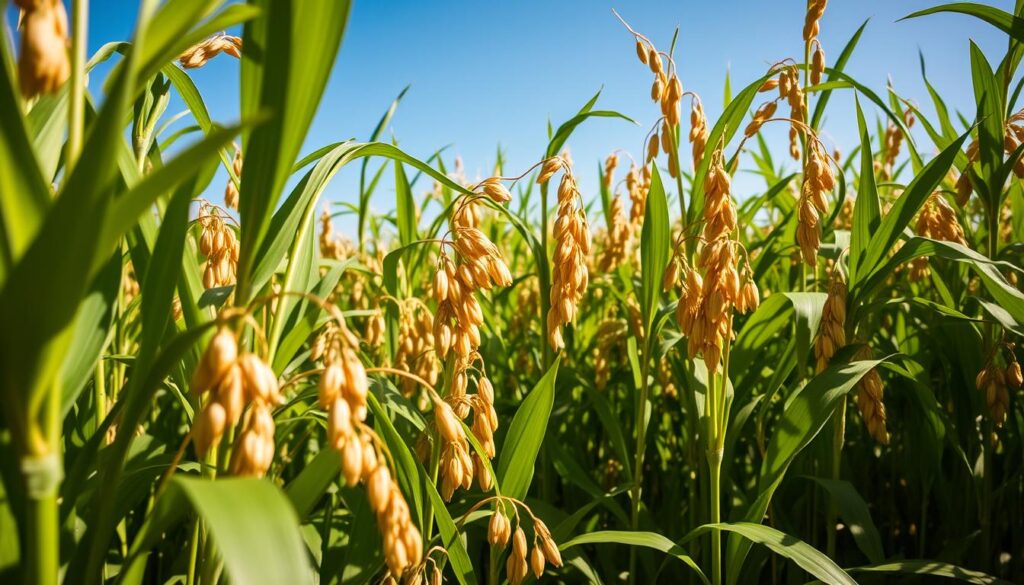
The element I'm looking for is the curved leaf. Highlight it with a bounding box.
[560,530,708,584]
[497,357,561,500]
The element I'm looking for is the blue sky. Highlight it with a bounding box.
[6,1,1017,233]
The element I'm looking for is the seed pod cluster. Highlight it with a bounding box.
[543,161,591,350]
[198,204,239,288]
[626,163,652,228]
[977,361,1012,428]
[433,196,513,362]
[688,96,709,170]
[603,152,619,192]
[224,146,243,210]
[909,193,968,281]
[368,464,424,580]
[1004,111,1024,179]
[394,303,440,398]
[191,328,284,477]
[795,140,835,267]
[778,66,806,160]
[674,145,745,372]
[633,35,683,128]
[593,315,627,390]
[882,109,915,180]
[364,307,386,348]
[814,272,847,373]
[853,345,889,444]
[320,207,354,260]
[487,506,562,585]
[178,33,242,69]
[434,398,475,500]
[803,0,828,42]
[744,100,778,138]
[598,194,631,272]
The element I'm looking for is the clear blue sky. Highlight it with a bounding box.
[6,1,1017,233]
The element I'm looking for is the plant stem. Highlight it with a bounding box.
[67,0,88,172]
[825,398,846,559]
[629,356,652,583]
[26,490,58,585]
[709,447,723,585]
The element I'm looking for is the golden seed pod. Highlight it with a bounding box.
[811,44,826,86]
[192,402,227,456]
[480,177,512,203]
[434,400,463,443]
[488,511,508,546]
[368,465,392,512]
[758,77,779,93]
[651,75,664,101]
[433,267,449,302]
[216,364,246,425]
[646,132,660,162]
[648,48,662,73]
[540,535,562,567]
[319,363,344,409]
[530,545,546,578]
[635,39,648,64]
[1008,361,1023,388]
[512,526,527,558]
[327,397,353,448]
[193,328,238,394]
[341,435,363,486]
[17,1,70,98]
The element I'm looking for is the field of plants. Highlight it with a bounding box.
[1,0,1024,583]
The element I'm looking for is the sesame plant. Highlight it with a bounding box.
[0,1,1022,584]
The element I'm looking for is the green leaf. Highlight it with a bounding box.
[422,474,478,585]
[123,477,312,584]
[235,0,351,302]
[860,237,1024,324]
[689,70,774,225]
[805,477,885,563]
[903,3,1024,44]
[970,41,1005,205]
[0,21,51,277]
[855,128,970,288]
[726,358,888,584]
[286,448,340,522]
[696,523,855,585]
[731,292,826,383]
[848,96,880,286]
[560,530,708,584]
[366,391,423,527]
[497,357,561,500]
[58,253,120,417]
[638,165,669,334]
[359,85,410,248]
[544,93,634,158]
[810,19,869,130]
[848,560,1013,584]
[394,161,417,247]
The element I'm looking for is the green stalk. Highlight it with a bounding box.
[628,356,652,583]
[25,491,58,585]
[825,399,846,558]
[708,449,723,585]
[67,0,88,171]
[185,519,200,585]
[705,371,722,585]
[540,182,552,370]
[92,359,106,435]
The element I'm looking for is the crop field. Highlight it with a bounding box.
[1,1,1023,584]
